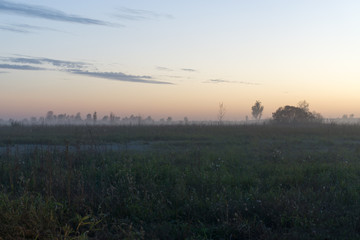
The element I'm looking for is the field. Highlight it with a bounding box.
[1,124,360,239]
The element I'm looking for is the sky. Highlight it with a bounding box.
[0,0,360,121]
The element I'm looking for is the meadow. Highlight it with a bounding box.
[1,123,360,239]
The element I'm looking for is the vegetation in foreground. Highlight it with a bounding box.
[1,124,360,239]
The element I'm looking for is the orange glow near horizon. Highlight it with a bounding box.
[1,1,360,121]
[1,67,360,121]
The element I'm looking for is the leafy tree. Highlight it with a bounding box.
[298,100,309,112]
[251,100,264,120]
[272,105,322,124]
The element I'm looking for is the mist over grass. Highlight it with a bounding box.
[1,124,360,239]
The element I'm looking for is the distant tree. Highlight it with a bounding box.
[93,112,97,124]
[251,100,264,120]
[342,114,348,119]
[39,117,45,125]
[75,112,82,121]
[102,115,109,122]
[297,100,309,112]
[30,117,37,124]
[129,115,139,125]
[136,115,142,125]
[57,114,67,123]
[109,112,116,124]
[144,116,154,125]
[350,114,355,119]
[86,113,92,122]
[218,102,226,124]
[312,111,323,121]
[46,111,54,122]
[21,118,29,125]
[166,117,172,124]
[272,105,322,124]
[184,117,189,125]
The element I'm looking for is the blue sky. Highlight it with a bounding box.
[1,0,360,120]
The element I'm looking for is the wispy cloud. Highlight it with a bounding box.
[160,75,183,79]
[69,70,173,85]
[39,58,87,69]
[206,79,233,84]
[0,0,112,26]
[12,23,61,32]
[6,56,87,69]
[0,63,45,70]
[205,79,259,85]
[181,68,196,72]
[0,23,64,34]
[1,55,172,85]
[115,7,173,21]
[6,57,42,64]
[156,66,173,71]
[0,24,29,33]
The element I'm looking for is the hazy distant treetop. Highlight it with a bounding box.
[93,112,97,123]
[297,100,309,112]
[46,111,54,121]
[184,117,189,124]
[251,100,264,120]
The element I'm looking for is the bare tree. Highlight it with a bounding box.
[218,102,226,124]
[251,100,264,120]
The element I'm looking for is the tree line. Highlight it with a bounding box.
[0,100,346,126]
[2,111,190,126]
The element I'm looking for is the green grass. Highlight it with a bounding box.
[1,124,360,239]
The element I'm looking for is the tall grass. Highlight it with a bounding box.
[1,124,360,239]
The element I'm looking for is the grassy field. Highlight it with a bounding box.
[1,124,360,239]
